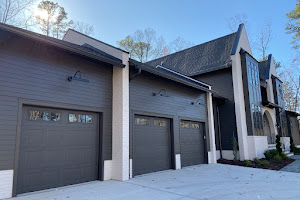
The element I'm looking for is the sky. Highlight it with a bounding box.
[53,0,297,67]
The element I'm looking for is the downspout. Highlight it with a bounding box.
[129,67,142,82]
[217,106,223,159]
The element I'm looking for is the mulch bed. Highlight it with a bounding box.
[217,158,295,171]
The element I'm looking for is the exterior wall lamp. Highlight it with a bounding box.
[67,70,89,83]
[152,89,169,97]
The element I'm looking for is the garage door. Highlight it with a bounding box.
[133,115,171,176]
[17,106,99,194]
[180,120,205,167]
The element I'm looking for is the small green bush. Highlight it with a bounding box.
[261,160,270,167]
[294,147,300,153]
[264,149,279,160]
[276,135,282,154]
[243,160,252,166]
[290,136,295,152]
[253,157,261,165]
[281,152,289,160]
[274,154,282,163]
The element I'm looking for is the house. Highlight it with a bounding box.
[147,24,291,160]
[0,22,297,199]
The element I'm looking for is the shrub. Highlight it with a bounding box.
[294,147,300,154]
[281,152,289,160]
[274,154,282,163]
[264,149,279,160]
[253,157,261,165]
[276,135,282,154]
[261,160,270,168]
[243,160,252,166]
[290,136,295,152]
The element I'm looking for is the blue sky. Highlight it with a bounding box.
[56,0,297,66]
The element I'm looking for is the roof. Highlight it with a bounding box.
[130,59,214,93]
[147,32,237,76]
[286,110,300,117]
[258,54,272,80]
[63,29,128,53]
[0,23,124,67]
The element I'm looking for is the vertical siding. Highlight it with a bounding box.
[195,68,237,150]
[0,32,113,170]
[129,69,208,158]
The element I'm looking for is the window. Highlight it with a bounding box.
[51,113,60,121]
[180,122,189,128]
[154,120,166,126]
[69,114,93,123]
[245,55,263,136]
[29,110,60,122]
[135,117,150,125]
[191,123,200,129]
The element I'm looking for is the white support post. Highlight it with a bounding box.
[111,52,130,181]
[207,91,217,163]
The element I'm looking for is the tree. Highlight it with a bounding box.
[169,37,193,53]
[52,7,73,39]
[35,1,72,38]
[227,13,248,33]
[254,20,272,60]
[117,28,193,62]
[0,0,36,27]
[286,0,300,49]
[117,35,135,58]
[72,21,94,36]
[279,64,300,113]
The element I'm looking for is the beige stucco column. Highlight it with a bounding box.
[111,52,130,181]
[231,54,249,160]
[207,91,217,163]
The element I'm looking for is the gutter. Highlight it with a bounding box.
[0,24,125,68]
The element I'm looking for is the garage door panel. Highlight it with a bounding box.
[18,106,99,194]
[180,120,205,167]
[133,115,171,176]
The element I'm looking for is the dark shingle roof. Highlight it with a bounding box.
[0,23,124,67]
[259,60,268,80]
[147,32,237,76]
[130,59,214,93]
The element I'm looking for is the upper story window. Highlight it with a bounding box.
[246,55,263,136]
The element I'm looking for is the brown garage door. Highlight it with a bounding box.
[17,106,99,194]
[180,120,205,167]
[133,115,172,176]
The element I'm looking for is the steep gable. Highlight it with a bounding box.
[147,32,237,76]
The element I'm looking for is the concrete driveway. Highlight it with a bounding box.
[10,164,300,200]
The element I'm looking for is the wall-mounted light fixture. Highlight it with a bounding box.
[67,70,89,83]
[153,89,169,97]
[191,98,205,105]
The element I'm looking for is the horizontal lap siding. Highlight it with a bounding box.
[129,70,208,158]
[0,32,113,170]
[195,68,237,150]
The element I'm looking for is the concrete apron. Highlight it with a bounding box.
[10,164,300,200]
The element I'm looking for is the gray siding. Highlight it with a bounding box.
[0,32,113,170]
[195,68,237,150]
[129,69,208,159]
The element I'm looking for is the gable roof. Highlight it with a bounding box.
[0,23,124,67]
[147,32,237,76]
[130,59,214,93]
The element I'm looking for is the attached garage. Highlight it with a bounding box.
[180,120,206,167]
[133,115,172,176]
[17,106,100,194]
